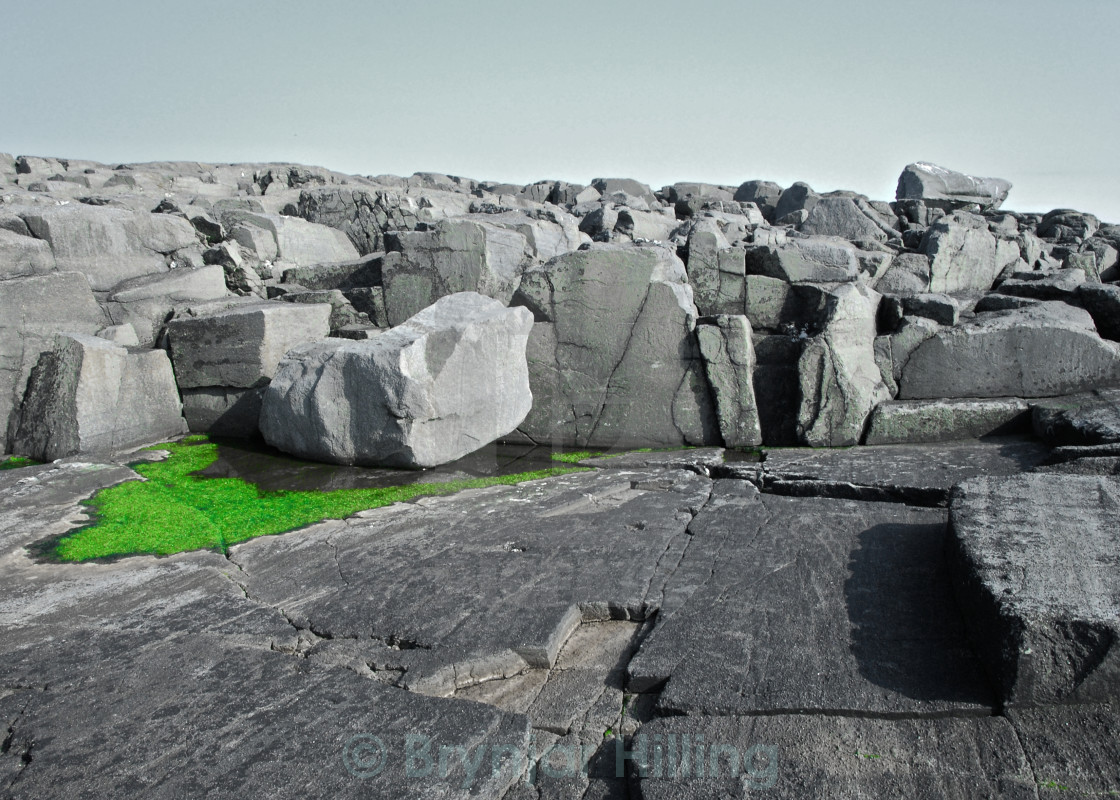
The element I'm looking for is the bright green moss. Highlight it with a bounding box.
[0,456,36,471]
[47,438,589,562]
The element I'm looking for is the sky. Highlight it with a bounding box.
[4,0,1119,221]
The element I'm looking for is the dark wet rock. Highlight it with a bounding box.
[180,386,265,437]
[864,398,1031,445]
[629,481,994,714]
[1074,281,1120,340]
[633,714,1034,799]
[752,334,804,446]
[1031,388,1120,446]
[279,252,384,290]
[896,162,1012,210]
[760,437,1049,506]
[296,185,426,255]
[900,302,1120,399]
[260,293,533,468]
[167,300,331,389]
[949,473,1120,705]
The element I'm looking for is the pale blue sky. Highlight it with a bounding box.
[5,0,1118,221]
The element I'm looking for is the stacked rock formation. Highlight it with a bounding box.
[3,153,1120,466]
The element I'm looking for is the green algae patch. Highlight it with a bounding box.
[1,456,37,471]
[47,438,589,562]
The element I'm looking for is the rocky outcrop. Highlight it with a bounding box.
[11,333,186,460]
[260,292,533,467]
[696,315,762,448]
[512,244,717,448]
[896,162,1012,210]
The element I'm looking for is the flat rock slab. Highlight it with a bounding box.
[577,447,728,473]
[949,473,1120,706]
[761,437,1050,505]
[232,466,713,696]
[1008,704,1120,797]
[629,482,994,716]
[864,398,1031,445]
[632,714,1036,799]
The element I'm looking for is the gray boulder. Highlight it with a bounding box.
[896,162,1012,210]
[1074,282,1120,340]
[180,387,266,437]
[512,244,717,448]
[296,186,426,255]
[279,252,383,291]
[997,268,1086,300]
[949,473,1120,705]
[1038,208,1100,243]
[16,204,199,290]
[0,226,55,280]
[799,195,896,243]
[104,265,230,345]
[382,218,529,326]
[260,292,533,468]
[900,302,1120,399]
[921,210,1008,294]
[1031,388,1120,446]
[589,177,657,208]
[167,301,332,389]
[696,315,763,448]
[874,252,932,295]
[733,179,783,220]
[901,292,959,326]
[11,333,186,461]
[685,220,747,315]
[773,181,819,222]
[747,235,862,284]
[1,272,106,453]
[797,284,890,446]
[218,210,359,265]
[864,398,1031,445]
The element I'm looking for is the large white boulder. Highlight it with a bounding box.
[259,292,534,468]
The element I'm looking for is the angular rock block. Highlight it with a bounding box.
[799,195,894,243]
[797,284,890,446]
[180,387,265,438]
[512,244,717,449]
[0,272,106,453]
[11,333,187,461]
[260,292,533,468]
[896,162,1012,210]
[166,301,331,389]
[921,210,1005,295]
[949,473,1120,705]
[864,398,1031,445]
[1031,388,1120,446]
[747,236,861,284]
[105,265,229,345]
[0,226,55,280]
[696,315,763,448]
[16,204,198,290]
[383,218,529,326]
[219,210,359,265]
[900,303,1120,399]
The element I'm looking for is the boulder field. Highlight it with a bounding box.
[2,154,1120,797]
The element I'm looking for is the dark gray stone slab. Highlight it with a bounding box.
[232,466,713,696]
[761,438,1049,506]
[629,482,994,716]
[1008,704,1120,797]
[632,714,1035,799]
[865,398,1031,445]
[1032,388,1120,446]
[949,473,1120,706]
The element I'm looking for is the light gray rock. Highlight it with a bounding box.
[634,714,1034,798]
[260,292,533,468]
[949,473,1120,705]
[17,204,199,290]
[167,301,331,389]
[220,210,359,265]
[180,386,265,437]
[921,210,1004,294]
[0,226,55,279]
[696,315,762,448]
[864,398,1031,445]
[874,252,932,294]
[0,272,106,453]
[590,178,657,208]
[95,323,140,346]
[512,244,717,449]
[896,162,1012,210]
[105,265,229,345]
[281,289,370,332]
[773,181,819,222]
[10,333,186,460]
[797,284,890,446]
[902,292,959,326]
[1031,388,1120,446]
[383,218,530,326]
[630,482,994,714]
[482,210,582,263]
[685,221,746,315]
[1038,208,1100,243]
[900,302,1120,399]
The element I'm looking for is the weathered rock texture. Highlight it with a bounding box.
[260,292,534,467]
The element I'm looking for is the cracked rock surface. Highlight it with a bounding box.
[2,440,1119,798]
